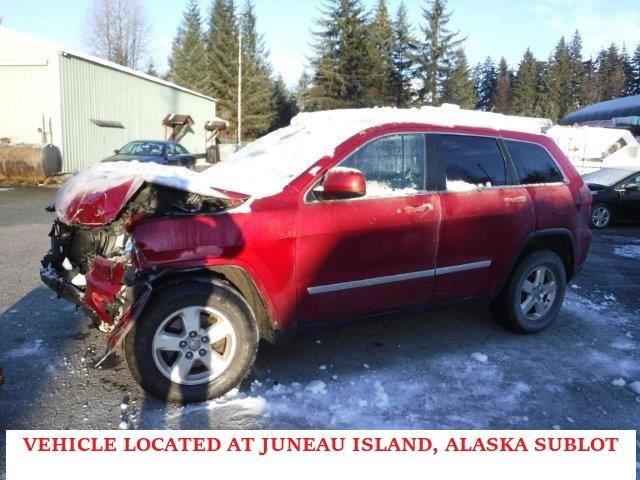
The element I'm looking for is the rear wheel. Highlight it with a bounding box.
[490,250,566,334]
[589,203,612,229]
[124,280,258,403]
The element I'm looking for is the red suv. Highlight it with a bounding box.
[41,108,593,402]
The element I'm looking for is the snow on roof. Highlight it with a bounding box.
[0,26,216,102]
[201,106,550,199]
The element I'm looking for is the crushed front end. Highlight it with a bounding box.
[40,175,244,361]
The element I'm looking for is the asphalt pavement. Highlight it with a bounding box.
[0,184,638,477]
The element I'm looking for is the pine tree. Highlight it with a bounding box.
[415,0,466,105]
[568,31,584,110]
[270,76,298,131]
[168,0,208,92]
[441,49,476,108]
[629,43,640,95]
[239,0,275,139]
[492,57,512,114]
[206,0,240,138]
[391,1,417,107]
[541,37,572,122]
[476,56,497,111]
[512,49,541,116]
[296,71,312,112]
[367,0,396,106]
[580,56,602,106]
[306,0,373,110]
[599,44,627,100]
[621,45,633,95]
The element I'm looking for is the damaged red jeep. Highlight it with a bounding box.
[41,107,592,403]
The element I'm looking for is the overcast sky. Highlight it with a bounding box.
[2,0,639,87]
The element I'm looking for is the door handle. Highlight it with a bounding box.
[504,196,527,204]
[405,203,434,214]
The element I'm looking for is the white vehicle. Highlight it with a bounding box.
[546,125,640,174]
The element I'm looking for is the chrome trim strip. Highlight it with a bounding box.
[307,260,492,294]
[435,260,492,275]
[307,269,436,294]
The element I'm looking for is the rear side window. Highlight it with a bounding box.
[440,135,507,191]
[505,140,564,185]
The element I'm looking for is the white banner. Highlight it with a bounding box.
[6,430,637,479]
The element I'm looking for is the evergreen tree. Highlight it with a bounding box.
[629,43,640,95]
[145,59,160,77]
[492,57,512,114]
[306,0,373,110]
[169,0,208,92]
[441,49,476,108]
[599,44,627,100]
[512,49,541,116]
[206,0,240,138]
[270,76,298,131]
[367,0,396,106]
[580,56,602,106]
[541,37,572,122]
[391,1,417,107]
[239,0,275,139]
[568,31,584,110]
[415,0,466,105]
[296,71,313,112]
[621,45,633,95]
[476,56,497,111]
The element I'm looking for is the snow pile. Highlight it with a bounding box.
[471,352,488,363]
[613,245,640,260]
[201,106,545,198]
[629,381,640,395]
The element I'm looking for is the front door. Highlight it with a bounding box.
[296,133,441,323]
[615,173,640,221]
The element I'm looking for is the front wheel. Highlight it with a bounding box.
[589,203,612,229]
[491,250,566,334]
[124,280,259,403]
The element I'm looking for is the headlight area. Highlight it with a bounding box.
[40,218,143,331]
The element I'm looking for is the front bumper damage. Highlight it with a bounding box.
[40,221,153,364]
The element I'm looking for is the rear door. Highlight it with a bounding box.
[432,132,535,300]
[296,133,441,323]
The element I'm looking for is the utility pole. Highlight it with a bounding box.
[237,25,243,146]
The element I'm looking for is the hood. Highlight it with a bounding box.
[103,154,163,163]
[56,162,245,227]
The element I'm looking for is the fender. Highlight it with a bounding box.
[492,228,576,299]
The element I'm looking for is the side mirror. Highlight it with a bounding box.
[319,167,366,200]
[113,149,120,154]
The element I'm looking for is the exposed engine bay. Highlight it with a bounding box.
[40,182,241,356]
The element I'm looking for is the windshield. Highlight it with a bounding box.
[583,168,635,186]
[119,142,166,156]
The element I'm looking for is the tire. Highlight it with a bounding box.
[124,279,259,403]
[490,250,566,334]
[589,203,612,229]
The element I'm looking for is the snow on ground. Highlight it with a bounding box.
[151,289,639,430]
[2,339,44,359]
[613,245,640,260]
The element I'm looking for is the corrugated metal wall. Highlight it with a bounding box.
[0,29,61,146]
[59,54,217,172]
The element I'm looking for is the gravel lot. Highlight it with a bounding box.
[1,184,639,477]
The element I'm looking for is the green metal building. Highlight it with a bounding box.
[0,27,218,173]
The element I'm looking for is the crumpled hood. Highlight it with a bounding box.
[56,161,236,227]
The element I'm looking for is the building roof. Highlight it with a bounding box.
[0,26,217,103]
[560,95,640,126]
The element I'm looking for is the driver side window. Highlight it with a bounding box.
[339,134,426,197]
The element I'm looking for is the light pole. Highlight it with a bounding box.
[237,24,242,146]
